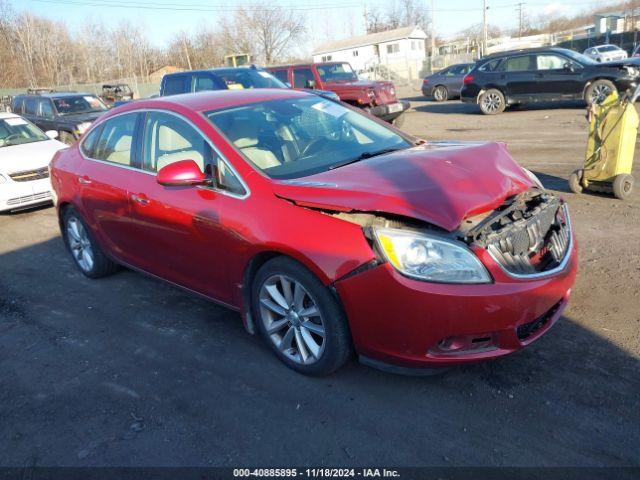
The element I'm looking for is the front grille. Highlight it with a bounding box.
[9,167,49,182]
[466,191,571,277]
[7,191,52,206]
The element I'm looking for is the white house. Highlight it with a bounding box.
[312,26,427,81]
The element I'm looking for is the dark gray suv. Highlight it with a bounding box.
[422,63,475,101]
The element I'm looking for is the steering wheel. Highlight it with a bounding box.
[300,138,326,157]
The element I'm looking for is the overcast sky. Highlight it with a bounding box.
[20,0,620,54]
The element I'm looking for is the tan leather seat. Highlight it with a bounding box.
[106,135,132,165]
[227,117,281,170]
[154,125,204,171]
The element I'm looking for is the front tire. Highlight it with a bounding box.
[479,89,506,115]
[59,131,76,145]
[585,80,617,105]
[251,257,353,375]
[62,208,118,278]
[433,85,448,102]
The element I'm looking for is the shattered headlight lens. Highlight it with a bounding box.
[374,228,492,284]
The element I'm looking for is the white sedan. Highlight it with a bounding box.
[0,113,67,212]
[583,44,629,63]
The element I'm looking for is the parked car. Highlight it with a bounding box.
[0,113,66,212]
[50,89,577,375]
[11,92,109,144]
[461,47,640,114]
[100,83,134,107]
[267,62,410,125]
[159,65,340,102]
[421,63,475,101]
[583,44,628,62]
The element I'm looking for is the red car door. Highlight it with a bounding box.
[124,110,247,304]
[77,112,145,264]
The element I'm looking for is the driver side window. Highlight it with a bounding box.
[143,111,246,195]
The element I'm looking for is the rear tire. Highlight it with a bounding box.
[585,80,617,105]
[433,85,448,102]
[569,169,583,194]
[59,131,76,145]
[479,89,506,115]
[251,257,353,375]
[612,174,634,200]
[62,207,119,278]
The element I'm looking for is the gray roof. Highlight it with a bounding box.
[313,26,426,55]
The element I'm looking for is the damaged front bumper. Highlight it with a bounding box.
[331,190,578,372]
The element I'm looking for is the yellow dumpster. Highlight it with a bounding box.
[569,85,638,200]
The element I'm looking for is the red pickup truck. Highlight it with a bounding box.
[267,62,410,125]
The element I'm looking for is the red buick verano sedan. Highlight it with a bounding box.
[50,89,577,375]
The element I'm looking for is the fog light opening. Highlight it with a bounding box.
[430,333,498,356]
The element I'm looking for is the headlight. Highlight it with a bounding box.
[0,173,7,184]
[374,228,491,284]
[76,122,92,134]
[523,168,544,189]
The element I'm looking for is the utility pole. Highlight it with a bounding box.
[430,0,436,73]
[482,0,488,57]
[517,3,524,40]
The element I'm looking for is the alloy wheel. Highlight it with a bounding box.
[590,84,612,104]
[258,274,326,365]
[482,92,502,113]
[434,86,447,101]
[66,217,94,272]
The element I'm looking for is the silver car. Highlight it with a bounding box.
[583,45,628,63]
[422,63,475,102]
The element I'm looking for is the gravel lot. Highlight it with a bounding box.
[0,91,638,468]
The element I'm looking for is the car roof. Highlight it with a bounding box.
[165,67,264,76]
[16,92,94,98]
[106,88,313,115]
[0,112,20,120]
[481,47,572,60]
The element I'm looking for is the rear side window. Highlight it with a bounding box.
[163,75,190,96]
[80,125,103,158]
[536,55,566,70]
[25,97,37,115]
[39,99,54,118]
[478,59,501,72]
[93,114,138,166]
[271,69,289,84]
[194,73,227,92]
[499,55,535,72]
[293,68,315,88]
[11,97,24,114]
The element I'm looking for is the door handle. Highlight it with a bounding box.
[78,176,92,185]
[131,193,150,206]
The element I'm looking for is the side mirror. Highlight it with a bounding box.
[564,62,576,72]
[157,159,207,187]
[45,130,59,139]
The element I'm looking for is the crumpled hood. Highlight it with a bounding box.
[272,142,534,232]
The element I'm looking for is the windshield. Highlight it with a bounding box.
[213,69,286,90]
[316,63,358,82]
[53,95,108,115]
[206,96,412,179]
[0,116,48,147]
[599,45,620,53]
[563,49,598,65]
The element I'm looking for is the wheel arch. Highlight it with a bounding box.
[239,247,350,335]
[582,77,618,98]
[476,84,506,104]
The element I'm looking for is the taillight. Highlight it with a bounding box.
[422,79,429,85]
[463,74,474,85]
